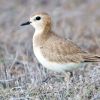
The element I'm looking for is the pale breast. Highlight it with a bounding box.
[33,46,83,72]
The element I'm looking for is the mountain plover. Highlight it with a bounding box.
[21,12,100,74]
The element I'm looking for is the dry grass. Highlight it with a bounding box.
[0,0,100,99]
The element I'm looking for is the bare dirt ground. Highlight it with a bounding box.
[0,0,100,100]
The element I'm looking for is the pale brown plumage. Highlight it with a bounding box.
[21,12,100,72]
[31,13,100,64]
[38,32,100,63]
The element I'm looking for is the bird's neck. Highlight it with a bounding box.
[33,26,52,46]
[35,24,51,34]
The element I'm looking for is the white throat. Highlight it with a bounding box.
[30,21,44,34]
[35,27,44,34]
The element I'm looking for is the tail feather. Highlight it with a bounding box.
[83,54,100,62]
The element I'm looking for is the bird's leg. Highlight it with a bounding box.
[42,76,51,83]
[42,73,56,83]
[64,71,73,82]
[42,71,73,83]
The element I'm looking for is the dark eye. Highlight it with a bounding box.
[36,16,41,20]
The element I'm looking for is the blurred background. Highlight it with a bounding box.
[0,0,100,99]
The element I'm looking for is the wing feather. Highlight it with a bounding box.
[41,34,86,63]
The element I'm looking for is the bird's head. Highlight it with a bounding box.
[21,12,52,33]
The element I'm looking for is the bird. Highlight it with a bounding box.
[21,12,100,73]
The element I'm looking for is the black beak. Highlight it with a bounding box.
[20,21,31,26]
